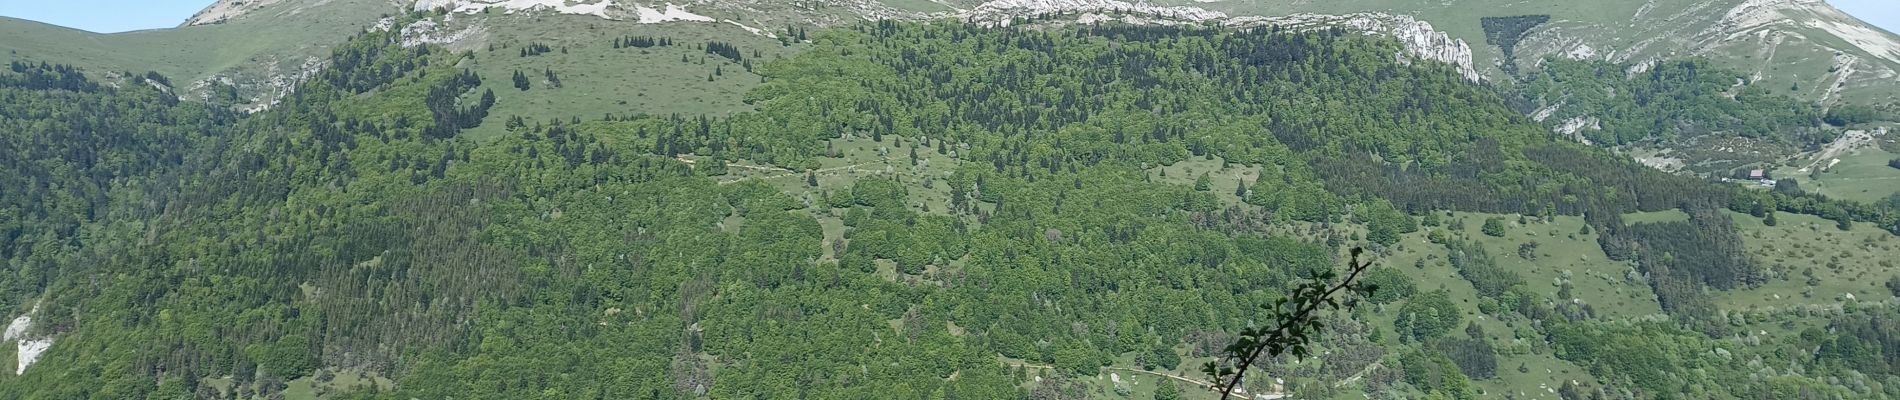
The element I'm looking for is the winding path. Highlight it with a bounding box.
[675,154,888,185]
[716,163,877,185]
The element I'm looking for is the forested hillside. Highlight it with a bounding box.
[5,11,1900,399]
[1517,58,1831,148]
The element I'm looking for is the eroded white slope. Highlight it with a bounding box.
[4,305,51,375]
[1707,0,1900,63]
[413,0,717,23]
[416,0,621,18]
[1515,0,1900,102]
[634,3,716,22]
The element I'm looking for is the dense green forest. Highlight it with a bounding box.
[5,12,1900,399]
[1515,57,1845,151]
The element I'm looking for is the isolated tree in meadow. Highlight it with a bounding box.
[1153,380,1181,400]
[511,70,529,91]
[1481,217,1507,237]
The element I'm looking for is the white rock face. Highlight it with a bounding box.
[1335,14,1479,82]
[2,315,28,341]
[1565,44,1598,60]
[5,306,52,376]
[1555,116,1600,145]
[1532,104,1561,122]
[238,56,328,114]
[16,339,51,375]
[400,17,485,47]
[1228,13,1480,82]
[634,3,716,23]
[726,20,778,38]
[372,16,398,32]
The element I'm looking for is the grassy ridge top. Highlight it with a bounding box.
[0,0,397,102]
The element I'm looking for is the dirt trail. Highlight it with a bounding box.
[717,163,875,185]
[674,155,884,185]
[1819,55,1858,105]
[1801,127,1886,173]
[676,156,793,172]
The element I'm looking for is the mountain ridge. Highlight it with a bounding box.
[10,0,1895,112]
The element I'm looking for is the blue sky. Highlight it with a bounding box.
[1836,0,1900,34]
[0,0,212,33]
[0,0,1895,34]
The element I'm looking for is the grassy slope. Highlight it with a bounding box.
[201,369,391,400]
[1773,136,1900,204]
[972,154,1894,398]
[5,4,1896,397]
[717,133,966,266]
[457,13,792,141]
[0,0,394,97]
[1726,210,1900,310]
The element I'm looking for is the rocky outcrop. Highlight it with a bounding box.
[398,16,485,48]
[4,304,52,376]
[958,2,1481,82]
[1335,14,1480,82]
[1230,13,1478,82]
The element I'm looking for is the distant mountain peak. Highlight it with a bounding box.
[1704,0,1898,61]
[183,0,290,27]
[39,0,1900,112]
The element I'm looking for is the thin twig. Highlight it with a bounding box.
[1215,248,1374,400]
